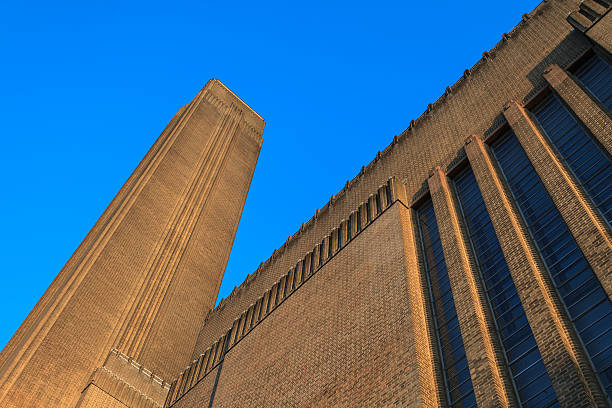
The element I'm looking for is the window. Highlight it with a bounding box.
[532,94,611,226]
[453,166,558,407]
[492,130,612,403]
[416,199,476,408]
[347,217,352,241]
[573,53,612,112]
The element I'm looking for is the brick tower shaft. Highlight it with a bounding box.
[0,79,264,408]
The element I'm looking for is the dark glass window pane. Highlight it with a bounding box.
[532,94,612,227]
[416,200,474,405]
[453,167,557,405]
[492,130,612,404]
[573,53,612,112]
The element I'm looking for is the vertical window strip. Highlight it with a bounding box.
[308,252,313,276]
[532,94,612,226]
[347,217,352,241]
[319,242,324,266]
[573,53,612,112]
[492,130,612,402]
[416,200,476,408]
[453,166,558,407]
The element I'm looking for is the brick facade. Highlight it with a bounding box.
[175,0,612,406]
[2,0,612,406]
[0,80,263,407]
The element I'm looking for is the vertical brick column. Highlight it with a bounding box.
[395,183,446,407]
[504,102,612,298]
[465,135,604,407]
[368,194,377,221]
[0,80,264,408]
[427,167,516,408]
[543,64,612,155]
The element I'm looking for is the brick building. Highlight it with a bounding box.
[1,0,611,406]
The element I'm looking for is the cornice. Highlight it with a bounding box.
[203,79,265,147]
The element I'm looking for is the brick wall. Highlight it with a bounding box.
[174,203,423,407]
[180,0,612,406]
[193,0,589,358]
[0,79,263,408]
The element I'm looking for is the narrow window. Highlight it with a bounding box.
[532,94,611,226]
[258,298,264,321]
[416,199,476,407]
[265,291,272,314]
[283,275,289,298]
[366,201,372,223]
[492,130,612,402]
[357,207,362,232]
[319,242,324,266]
[347,217,352,241]
[454,166,558,407]
[310,252,314,276]
[375,193,382,215]
[274,282,280,305]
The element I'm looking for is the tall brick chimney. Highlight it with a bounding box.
[0,79,264,407]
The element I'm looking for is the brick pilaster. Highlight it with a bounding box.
[543,64,612,155]
[396,182,446,407]
[427,167,516,408]
[465,135,604,407]
[504,102,612,299]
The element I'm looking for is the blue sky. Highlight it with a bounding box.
[0,0,541,349]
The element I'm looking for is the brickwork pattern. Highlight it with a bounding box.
[193,0,591,356]
[503,102,612,298]
[4,0,612,406]
[428,168,516,407]
[465,135,602,406]
[543,63,612,155]
[76,349,170,408]
[397,196,446,407]
[76,386,131,408]
[178,1,612,406]
[76,367,160,408]
[167,179,398,406]
[0,80,263,408]
[586,10,612,55]
[173,203,422,407]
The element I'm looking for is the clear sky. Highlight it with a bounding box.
[0,0,542,349]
